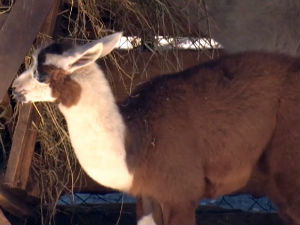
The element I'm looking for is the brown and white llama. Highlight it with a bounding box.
[12,33,300,225]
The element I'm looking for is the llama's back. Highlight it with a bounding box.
[122,52,299,203]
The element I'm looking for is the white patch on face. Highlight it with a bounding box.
[12,59,56,103]
[138,213,157,225]
[43,53,71,71]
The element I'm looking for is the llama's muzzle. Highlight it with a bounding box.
[11,87,27,102]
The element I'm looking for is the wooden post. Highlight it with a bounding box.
[4,104,37,189]
[0,0,60,217]
[0,185,31,216]
[4,0,61,190]
[0,208,11,225]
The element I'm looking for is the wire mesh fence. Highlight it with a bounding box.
[58,192,277,213]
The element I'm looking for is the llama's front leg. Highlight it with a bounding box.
[136,196,163,225]
[161,201,197,225]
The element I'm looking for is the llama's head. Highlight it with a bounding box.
[12,32,122,106]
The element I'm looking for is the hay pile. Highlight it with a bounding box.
[4,0,219,223]
[0,96,13,172]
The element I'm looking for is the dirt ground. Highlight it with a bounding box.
[6,204,286,225]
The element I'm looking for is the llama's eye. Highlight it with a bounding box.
[36,71,49,83]
[33,69,46,82]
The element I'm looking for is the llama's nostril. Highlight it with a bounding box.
[12,88,17,95]
[12,87,20,94]
[12,88,27,102]
[11,84,23,94]
[12,84,19,91]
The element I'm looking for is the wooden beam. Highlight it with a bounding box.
[0,0,56,101]
[4,104,36,189]
[1,0,61,217]
[4,0,62,188]
[39,0,61,38]
[0,185,31,216]
[4,0,61,190]
[0,208,11,225]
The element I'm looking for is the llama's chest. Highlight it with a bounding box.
[65,117,134,192]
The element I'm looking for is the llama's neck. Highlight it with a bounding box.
[58,64,134,192]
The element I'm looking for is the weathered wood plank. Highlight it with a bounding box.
[0,208,11,225]
[0,185,31,216]
[4,103,36,189]
[39,0,61,38]
[1,0,61,217]
[0,0,55,101]
[4,0,61,188]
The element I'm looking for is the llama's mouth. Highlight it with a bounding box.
[12,89,27,102]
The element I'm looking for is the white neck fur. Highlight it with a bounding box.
[59,63,133,192]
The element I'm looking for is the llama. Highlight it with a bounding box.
[12,33,299,225]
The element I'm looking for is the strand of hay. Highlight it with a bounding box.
[0,102,13,170]
[60,0,217,90]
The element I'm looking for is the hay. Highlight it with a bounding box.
[0,0,14,171]
[0,104,10,168]
[56,0,217,94]
[5,0,219,223]
[0,90,16,172]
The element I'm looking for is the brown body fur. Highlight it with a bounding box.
[39,64,82,107]
[120,52,299,224]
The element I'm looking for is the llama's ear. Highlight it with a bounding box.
[65,32,122,72]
